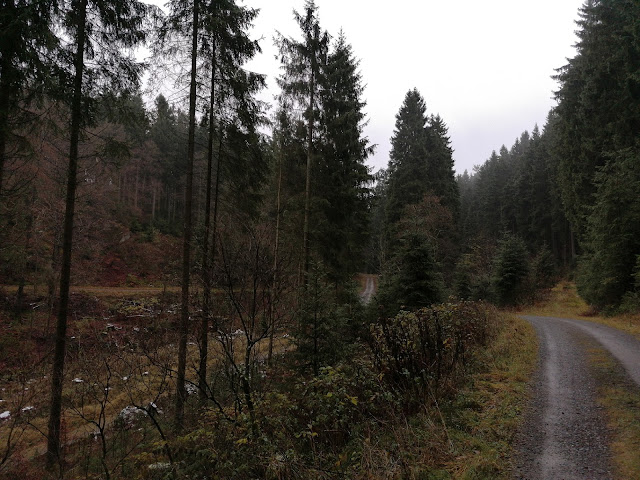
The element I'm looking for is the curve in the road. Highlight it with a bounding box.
[514,315,640,480]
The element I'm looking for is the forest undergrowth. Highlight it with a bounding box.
[0,288,537,479]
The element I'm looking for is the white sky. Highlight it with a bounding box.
[149,0,585,174]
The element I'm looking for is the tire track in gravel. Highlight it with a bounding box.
[514,316,640,479]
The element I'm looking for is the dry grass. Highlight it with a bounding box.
[587,345,640,479]
[446,313,538,479]
[522,280,640,340]
[1,284,182,297]
[0,325,291,471]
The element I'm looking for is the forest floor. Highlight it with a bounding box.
[0,286,290,473]
[515,284,640,479]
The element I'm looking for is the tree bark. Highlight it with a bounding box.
[302,55,315,287]
[268,143,283,364]
[199,39,217,402]
[175,0,199,432]
[0,50,13,198]
[0,91,8,198]
[0,0,16,198]
[46,0,87,470]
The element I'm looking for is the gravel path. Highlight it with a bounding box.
[514,316,640,479]
[360,275,375,304]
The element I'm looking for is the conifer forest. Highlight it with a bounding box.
[1,0,639,478]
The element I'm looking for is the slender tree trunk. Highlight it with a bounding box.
[302,66,315,287]
[0,97,8,199]
[0,59,11,200]
[46,0,87,470]
[175,0,199,432]
[151,184,156,222]
[0,14,14,198]
[199,42,216,402]
[134,163,139,209]
[268,144,283,364]
[209,125,223,288]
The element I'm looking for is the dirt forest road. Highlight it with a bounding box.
[359,275,376,304]
[514,316,640,479]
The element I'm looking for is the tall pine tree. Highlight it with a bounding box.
[46,0,149,469]
[316,32,373,282]
[276,0,329,285]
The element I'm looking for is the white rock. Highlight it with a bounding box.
[0,411,10,420]
[185,383,198,395]
[118,405,147,427]
[21,406,35,413]
[72,378,83,384]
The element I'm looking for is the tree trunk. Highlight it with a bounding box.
[268,145,283,364]
[175,0,199,433]
[302,63,315,287]
[0,1,15,198]
[0,91,8,198]
[134,163,139,209]
[46,0,87,470]
[0,52,11,197]
[199,41,216,403]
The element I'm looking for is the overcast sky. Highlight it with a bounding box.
[150,0,586,174]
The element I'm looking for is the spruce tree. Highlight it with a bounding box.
[155,0,201,433]
[554,0,640,237]
[276,0,329,285]
[316,32,373,282]
[553,0,640,307]
[577,149,640,307]
[425,114,459,215]
[197,0,264,403]
[492,233,529,306]
[385,89,431,227]
[46,0,149,469]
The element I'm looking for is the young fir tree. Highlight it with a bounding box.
[492,233,529,306]
[276,0,329,285]
[46,0,149,469]
[316,31,373,283]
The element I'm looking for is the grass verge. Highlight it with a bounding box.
[587,344,640,479]
[444,312,537,478]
